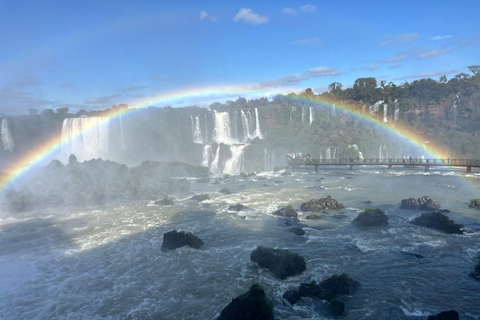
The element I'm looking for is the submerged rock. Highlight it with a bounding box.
[228,203,250,211]
[176,178,190,193]
[298,273,358,301]
[290,227,305,236]
[161,230,204,251]
[154,196,175,205]
[191,194,210,202]
[282,290,300,305]
[352,208,389,227]
[219,187,232,195]
[305,214,326,220]
[329,300,347,317]
[400,196,441,211]
[217,284,274,320]
[250,246,306,280]
[300,195,344,212]
[411,212,464,234]
[469,260,480,281]
[272,205,298,219]
[427,310,459,320]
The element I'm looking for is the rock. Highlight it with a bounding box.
[427,310,459,320]
[196,177,210,183]
[333,214,347,219]
[228,203,250,211]
[281,169,292,176]
[282,290,300,305]
[217,284,274,320]
[272,205,298,219]
[400,196,440,211]
[352,208,389,227]
[176,178,191,193]
[290,227,305,236]
[250,246,306,280]
[300,195,344,212]
[305,214,326,220]
[364,200,373,204]
[262,184,269,187]
[191,194,210,202]
[154,196,175,205]
[329,300,347,317]
[219,187,232,195]
[299,273,357,300]
[161,230,204,251]
[469,199,480,209]
[411,212,464,234]
[469,260,480,281]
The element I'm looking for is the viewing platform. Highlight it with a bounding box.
[287,158,480,173]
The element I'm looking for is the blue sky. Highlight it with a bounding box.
[0,0,479,115]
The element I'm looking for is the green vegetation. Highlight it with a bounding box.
[469,199,480,208]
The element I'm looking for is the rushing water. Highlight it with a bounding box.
[1,167,480,319]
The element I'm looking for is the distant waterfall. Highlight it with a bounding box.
[302,107,307,123]
[224,145,246,175]
[240,110,252,141]
[254,108,263,139]
[212,111,232,144]
[1,119,15,152]
[61,117,109,162]
[452,99,458,124]
[332,104,337,116]
[263,148,271,171]
[379,144,388,161]
[309,107,314,125]
[191,115,203,143]
[202,145,213,167]
[119,114,126,150]
[369,100,384,114]
[383,104,388,122]
[394,101,399,123]
[210,145,221,176]
[333,147,337,159]
[247,111,254,137]
[203,114,210,143]
[325,147,331,160]
[232,110,238,141]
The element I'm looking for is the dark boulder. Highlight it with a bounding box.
[300,195,344,212]
[427,310,459,320]
[329,300,347,317]
[333,214,347,219]
[469,260,480,281]
[161,230,204,251]
[282,290,300,305]
[411,212,464,234]
[299,273,357,300]
[352,208,389,227]
[290,227,305,236]
[470,199,480,209]
[400,197,419,209]
[272,205,298,219]
[191,194,210,202]
[228,203,250,211]
[217,284,274,320]
[305,214,326,220]
[176,178,191,193]
[250,246,306,280]
[219,187,232,195]
[400,196,441,211]
[154,196,175,205]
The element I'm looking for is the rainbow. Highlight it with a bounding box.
[0,87,451,194]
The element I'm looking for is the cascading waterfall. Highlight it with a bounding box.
[379,144,388,161]
[394,100,399,124]
[210,145,221,176]
[452,98,458,124]
[203,114,209,143]
[224,145,246,175]
[302,107,307,123]
[333,147,337,159]
[212,110,232,144]
[309,107,314,125]
[232,111,238,141]
[191,116,203,143]
[263,148,272,172]
[369,100,384,114]
[253,108,263,139]
[325,147,331,160]
[383,104,388,122]
[202,145,213,167]
[61,117,109,162]
[119,114,126,150]
[247,111,254,137]
[1,118,15,152]
[240,110,252,141]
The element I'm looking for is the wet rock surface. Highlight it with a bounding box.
[250,246,306,280]
[272,205,298,219]
[227,203,250,211]
[352,208,389,227]
[300,195,344,212]
[217,284,274,320]
[161,230,204,251]
[400,196,441,211]
[411,212,464,234]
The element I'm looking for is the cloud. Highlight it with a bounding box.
[432,35,453,40]
[379,55,406,63]
[84,94,123,105]
[121,85,150,92]
[7,76,43,88]
[458,34,480,47]
[395,69,459,80]
[378,33,418,47]
[233,8,268,25]
[389,64,403,69]
[304,66,342,77]
[0,87,57,115]
[282,7,297,14]
[417,48,450,59]
[291,37,322,46]
[200,10,208,21]
[361,65,379,71]
[300,4,317,13]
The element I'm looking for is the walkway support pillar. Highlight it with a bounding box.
[350,165,354,171]
[467,166,472,173]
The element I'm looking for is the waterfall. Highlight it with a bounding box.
[247,111,254,137]
[309,107,314,125]
[210,145,221,176]
[191,115,203,143]
[263,148,272,171]
[224,145,246,175]
[332,104,336,116]
[383,104,388,122]
[202,145,213,167]
[119,114,126,150]
[379,144,387,161]
[302,107,307,123]
[379,144,382,160]
[240,110,252,141]
[325,147,331,160]
[394,101,399,123]
[1,119,15,152]
[212,110,232,144]
[253,108,263,139]
[369,100,384,114]
[61,117,109,162]
[233,111,238,141]
[203,114,210,143]
[333,147,337,159]
[452,100,458,124]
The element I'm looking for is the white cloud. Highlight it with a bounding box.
[417,48,450,59]
[458,34,480,47]
[304,66,341,77]
[395,69,458,80]
[233,8,268,25]
[291,37,322,46]
[378,33,418,47]
[282,7,297,14]
[300,4,317,13]
[432,35,453,40]
[389,64,403,69]
[361,65,379,71]
[121,85,150,92]
[200,10,208,21]
[379,55,406,63]
[85,94,123,105]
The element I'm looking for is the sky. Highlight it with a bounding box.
[0,0,479,115]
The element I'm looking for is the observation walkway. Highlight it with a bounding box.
[287,158,480,173]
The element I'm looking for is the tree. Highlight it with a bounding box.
[439,75,447,83]
[56,107,69,115]
[468,65,480,76]
[328,82,343,94]
[353,77,378,103]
